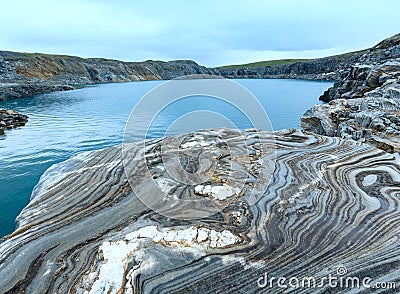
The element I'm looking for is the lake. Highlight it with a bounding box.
[0,79,332,237]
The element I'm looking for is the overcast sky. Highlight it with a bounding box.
[1,0,399,67]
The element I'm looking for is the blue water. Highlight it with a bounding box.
[0,79,332,237]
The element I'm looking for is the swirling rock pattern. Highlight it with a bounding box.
[0,129,399,293]
[301,61,400,153]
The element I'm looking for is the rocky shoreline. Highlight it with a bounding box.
[0,34,400,292]
[0,108,28,135]
[0,81,74,100]
[301,34,400,153]
[0,41,378,101]
[0,53,219,100]
[0,129,399,293]
[0,34,398,104]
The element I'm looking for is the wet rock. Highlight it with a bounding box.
[0,109,28,134]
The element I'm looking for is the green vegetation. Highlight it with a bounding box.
[217,59,310,69]
[216,48,371,69]
[327,49,368,60]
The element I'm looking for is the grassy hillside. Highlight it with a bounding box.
[217,59,310,69]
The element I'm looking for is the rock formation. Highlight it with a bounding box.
[1,33,400,101]
[302,34,400,153]
[0,108,28,135]
[215,51,365,81]
[319,34,400,102]
[0,129,399,293]
[0,52,218,100]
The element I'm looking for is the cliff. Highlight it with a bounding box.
[214,50,366,81]
[215,34,400,84]
[319,33,400,102]
[302,34,400,153]
[0,52,218,100]
[1,34,399,101]
[0,128,399,293]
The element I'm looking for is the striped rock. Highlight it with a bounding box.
[0,129,399,293]
[303,59,400,154]
[302,81,400,153]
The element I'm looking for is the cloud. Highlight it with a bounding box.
[0,0,399,66]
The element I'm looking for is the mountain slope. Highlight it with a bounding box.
[0,52,218,99]
[1,33,400,100]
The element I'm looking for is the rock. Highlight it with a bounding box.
[1,34,400,99]
[366,61,400,88]
[319,34,400,102]
[302,34,400,153]
[0,81,75,100]
[0,109,28,133]
[0,129,399,293]
[194,183,240,200]
[302,85,400,153]
[370,117,386,131]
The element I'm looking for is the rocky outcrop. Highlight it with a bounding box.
[0,56,19,81]
[1,34,400,100]
[301,92,400,153]
[0,129,399,293]
[0,108,28,135]
[4,54,218,85]
[215,51,366,81]
[319,34,400,102]
[302,34,400,153]
[0,52,218,100]
[0,81,74,100]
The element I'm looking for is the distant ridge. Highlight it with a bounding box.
[216,59,310,69]
[0,33,399,99]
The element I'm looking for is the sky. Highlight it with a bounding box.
[1,0,399,67]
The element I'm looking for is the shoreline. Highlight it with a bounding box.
[0,76,332,136]
[0,75,335,102]
[1,128,399,292]
[0,33,399,292]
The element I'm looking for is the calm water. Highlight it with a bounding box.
[0,79,332,237]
